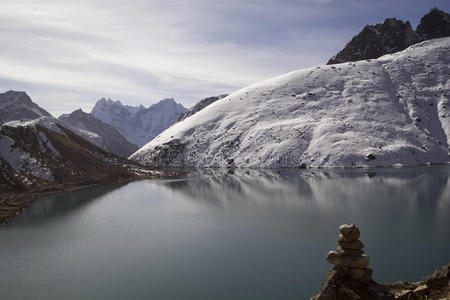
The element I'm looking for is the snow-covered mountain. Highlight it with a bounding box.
[130,37,450,168]
[0,116,146,193]
[178,94,228,122]
[59,109,138,157]
[0,91,52,123]
[91,98,187,147]
[327,8,450,65]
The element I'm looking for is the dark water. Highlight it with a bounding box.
[1,166,449,300]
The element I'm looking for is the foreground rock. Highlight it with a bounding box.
[311,224,450,300]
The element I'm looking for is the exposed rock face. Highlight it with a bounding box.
[327,8,450,65]
[416,8,450,40]
[58,109,138,158]
[311,224,450,300]
[0,91,52,123]
[327,18,420,65]
[178,94,228,122]
[91,97,187,147]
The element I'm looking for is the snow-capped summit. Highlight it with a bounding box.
[91,97,186,147]
[130,37,450,168]
[0,90,52,123]
[58,109,138,157]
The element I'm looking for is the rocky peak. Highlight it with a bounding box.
[327,17,420,64]
[416,7,450,40]
[0,90,52,123]
[178,94,228,122]
[1,90,33,105]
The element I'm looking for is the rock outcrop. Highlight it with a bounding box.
[327,8,450,65]
[416,8,450,40]
[327,18,420,65]
[177,94,228,122]
[311,224,450,300]
[0,91,52,123]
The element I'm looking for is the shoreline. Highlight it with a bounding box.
[0,169,183,226]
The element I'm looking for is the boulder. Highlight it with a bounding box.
[327,252,370,268]
[338,239,364,250]
[424,263,450,288]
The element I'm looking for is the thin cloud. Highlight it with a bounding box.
[0,0,449,115]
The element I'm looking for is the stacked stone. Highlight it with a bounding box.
[326,223,372,281]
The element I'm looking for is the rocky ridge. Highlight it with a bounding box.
[59,109,138,157]
[91,97,187,147]
[178,94,228,122]
[327,8,450,65]
[0,90,52,123]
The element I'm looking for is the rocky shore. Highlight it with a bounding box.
[311,224,450,300]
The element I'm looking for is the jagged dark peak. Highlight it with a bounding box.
[327,17,420,65]
[0,90,52,123]
[416,7,450,40]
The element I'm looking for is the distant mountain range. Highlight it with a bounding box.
[91,97,187,147]
[0,91,190,157]
[328,8,450,64]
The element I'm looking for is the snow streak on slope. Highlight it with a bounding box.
[131,38,450,168]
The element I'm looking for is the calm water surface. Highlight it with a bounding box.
[1,166,449,299]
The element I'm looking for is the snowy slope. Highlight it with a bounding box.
[91,97,187,147]
[0,117,153,192]
[58,109,138,157]
[131,38,450,168]
[0,91,52,123]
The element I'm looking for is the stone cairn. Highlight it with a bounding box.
[326,223,372,281]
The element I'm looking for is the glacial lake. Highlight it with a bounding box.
[1,166,449,300]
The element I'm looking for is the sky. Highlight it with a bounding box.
[0,0,449,116]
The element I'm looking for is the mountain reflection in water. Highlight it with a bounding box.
[1,166,449,300]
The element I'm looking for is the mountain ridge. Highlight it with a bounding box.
[58,109,138,157]
[91,97,187,147]
[327,8,450,65]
